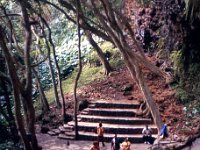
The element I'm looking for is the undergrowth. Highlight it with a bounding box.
[35,41,123,107]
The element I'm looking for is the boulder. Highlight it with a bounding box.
[63,113,73,123]
[42,117,51,125]
[121,84,133,92]
[40,126,50,134]
[123,91,131,96]
[78,99,89,111]
[47,131,58,136]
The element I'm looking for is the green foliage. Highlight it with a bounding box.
[0,142,22,150]
[102,42,123,67]
[170,50,184,76]
[45,65,103,103]
[0,117,9,143]
[87,51,101,67]
[170,50,200,104]
[196,103,200,114]
[86,41,123,67]
[79,65,104,86]
[136,0,151,5]
[156,38,165,50]
[175,87,194,104]
[111,0,124,10]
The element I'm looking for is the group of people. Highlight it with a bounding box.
[90,122,170,150]
[142,123,169,145]
[90,122,131,150]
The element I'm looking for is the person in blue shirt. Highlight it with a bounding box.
[159,124,169,139]
[111,134,121,150]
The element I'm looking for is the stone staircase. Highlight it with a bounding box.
[53,100,158,143]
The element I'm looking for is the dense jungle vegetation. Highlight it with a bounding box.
[0,0,200,149]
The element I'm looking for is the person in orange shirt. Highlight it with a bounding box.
[90,141,100,150]
[96,122,105,147]
[121,138,131,150]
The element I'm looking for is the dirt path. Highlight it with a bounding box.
[36,133,150,150]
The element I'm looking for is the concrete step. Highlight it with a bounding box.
[89,100,140,109]
[73,131,157,143]
[81,108,138,116]
[78,114,152,125]
[67,121,158,134]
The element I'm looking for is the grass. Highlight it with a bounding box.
[44,65,104,104]
[36,41,123,107]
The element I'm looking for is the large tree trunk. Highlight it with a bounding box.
[133,60,163,130]
[33,68,50,113]
[88,0,164,131]
[19,2,40,149]
[85,30,113,75]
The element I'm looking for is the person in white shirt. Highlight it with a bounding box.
[142,124,154,144]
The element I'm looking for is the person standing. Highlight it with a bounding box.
[159,124,169,139]
[96,122,105,147]
[111,134,121,150]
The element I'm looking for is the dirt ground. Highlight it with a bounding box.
[36,133,150,150]
[38,56,200,149]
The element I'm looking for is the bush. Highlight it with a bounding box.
[0,119,9,143]
[86,41,123,67]
[175,87,194,104]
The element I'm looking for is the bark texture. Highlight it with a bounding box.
[87,0,164,131]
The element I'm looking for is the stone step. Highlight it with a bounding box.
[47,131,59,136]
[67,121,158,134]
[59,126,74,133]
[81,108,138,116]
[71,131,157,143]
[58,134,75,140]
[63,124,74,131]
[89,100,140,109]
[78,114,152,125]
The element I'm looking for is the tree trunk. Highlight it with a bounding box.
[133,60,163,130]
[88,0,164,131]
[19,3,40,149]
[38,17,61,108]
[85,30,113,75]
[21,96,30,129]
[0,26,32,150]
[1,80,20,143]
[52,47,66,119]
[33,68,50,113]
[41,17,66,119]
[56,0,112,43]
[45,38,61,108]
[73,0,82,140]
